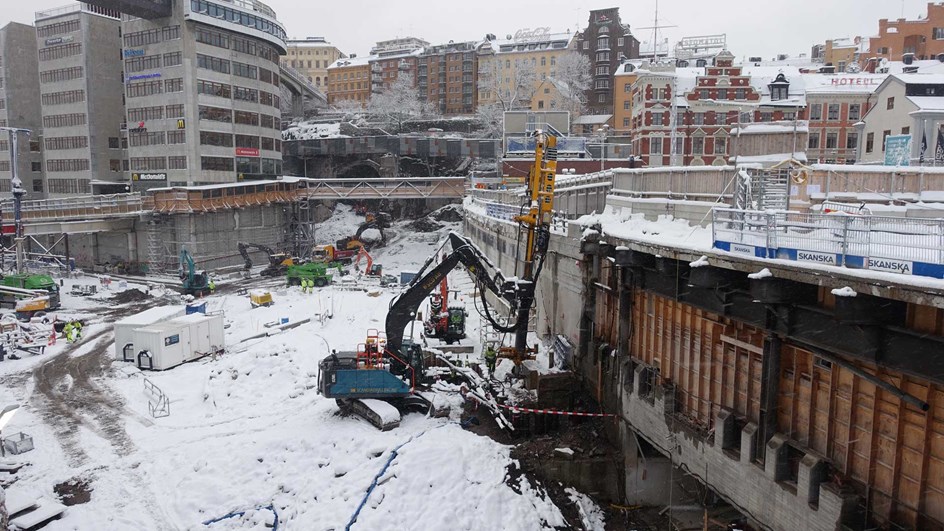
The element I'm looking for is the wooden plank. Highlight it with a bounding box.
[720,334,763,354]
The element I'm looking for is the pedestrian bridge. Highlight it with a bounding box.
[2,177,468,234]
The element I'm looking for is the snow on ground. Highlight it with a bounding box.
[0,204,581,530]
[281,121,345,141]
[564,487,606,531]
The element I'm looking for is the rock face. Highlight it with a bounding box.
[431,204,464,223]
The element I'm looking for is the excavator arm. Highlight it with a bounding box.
[384,232,518,359]
[237,242,285,272]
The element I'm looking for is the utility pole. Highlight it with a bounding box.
[1,128,31,275]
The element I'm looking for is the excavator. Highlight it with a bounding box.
[423,261,467,345]
[318,130,559,429]
[353,247,382,277]
[179,249,211,296]
[237,242,295,277]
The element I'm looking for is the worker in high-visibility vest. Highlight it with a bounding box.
[64,321,75,343]
[484,344,498,374]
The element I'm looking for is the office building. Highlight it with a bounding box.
[0,22,44,196]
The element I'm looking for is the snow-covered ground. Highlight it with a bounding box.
[0,204,591,530]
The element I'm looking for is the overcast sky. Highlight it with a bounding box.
[3,0,933,59]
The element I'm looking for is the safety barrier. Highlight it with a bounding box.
[711,207,944,279]
[143,377,170,418]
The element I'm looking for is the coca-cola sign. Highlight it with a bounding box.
[513,27,551,43]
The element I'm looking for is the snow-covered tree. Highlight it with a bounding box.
[474,102,505,138]
[330,99,367,121]
[550,52,592,118]
[477,55,537,112]
[367,75,426,133]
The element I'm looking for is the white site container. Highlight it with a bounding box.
[113,305,186,360]
[132,313,225,371]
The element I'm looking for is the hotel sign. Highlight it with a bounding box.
[829,77,881,86]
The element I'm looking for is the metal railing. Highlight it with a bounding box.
[712,207,944,278]
[144,377,170,418]
[279,64,327,103]
[0,193,148,223]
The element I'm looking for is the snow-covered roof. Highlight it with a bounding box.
[875,59,944,74]
[740,56,819,69]
[802,73,887,94]
[741,65,808,107]
[484,31,575,54]
[731,152,808,164]
[328,55,373,69]
[731,121,810,135]
[573,114,613,125]
[892,73,944,85]
[907,96,944,111]
[829,36,869,53]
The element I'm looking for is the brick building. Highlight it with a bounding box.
[417,40,480,115]
[821,37,868,72]
[326,56,372,106]
[576,8,641,114]
[802,73,885,163]
[368,37,426,98]
[869,3,944,62]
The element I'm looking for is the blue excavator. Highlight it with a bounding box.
[179,249,211,296]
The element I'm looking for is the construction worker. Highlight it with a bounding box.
[208,279,216,293]
[63,321,75,343]
[484,344,497,374]
[303,278,311,294]
[73,320,83,342]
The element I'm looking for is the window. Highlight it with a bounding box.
[809,132,820,149]
[597,51,610,62]
[108,137,120,149]
[718,88,728,100]
[236,156,260,174]
[692,136,704,154]
[232,37,257,56]
[197,54,230,74]
[652,112,664,126]
[618,37,624,47]
[866,132,874,153]
[123,25,179,47]
[168,156,188,170]
[165,130,185,144]
[40,66,83,84]
[45,136,88,150]
[735,88,746,100]
[261,137,274,151]
[195,26,230,49]
[583,41,589,50]
[623,117,630,127]
[887,97,895,110]
[846,132,858,149]
[130,131,165,147]
[190,1,287,41]
[826,132,838,149]
[47,158,91,172]
[199,105,232,122]
[935,28,944,40]
[260,114,275,129]
[649,136,662,154]
[43,113,86,128]
[849,104,861,121]
[198,80,231,98]
[597,36,610,49]
[127,80,163,98]
[233,61,258,79]
[201,156,234,171]
[699,89,709,100]
[902,126,910,135]
[234,111,260,126]
[809,104,822,121]
[130,157,166,170]
[200,131,233,147]
[41,90,85,106]
[760,112,773,122]
[165,104,185,118]
[234,86,259,103]
[693,113,705,125]
[125,55,162,73]
[714,137,727,154]
[235,135,260,149]
[37,19,80,38]
[827,104,840,121]
[595,65,610,76]
[163,52,183,67]
[623,100,631,110]
[39,43,82,61]
[882,130,891,151]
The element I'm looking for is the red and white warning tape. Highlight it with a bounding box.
[499,404,615,418]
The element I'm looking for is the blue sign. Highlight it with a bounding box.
[884,134,911,166]
[126,72,161,82]
[124,49,145,58]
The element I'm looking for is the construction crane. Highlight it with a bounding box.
[237,242,295,277]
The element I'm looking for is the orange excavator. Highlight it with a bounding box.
[354,247,383,277]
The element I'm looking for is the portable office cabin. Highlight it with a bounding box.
[113,306,186,361]
[133,313,225,371]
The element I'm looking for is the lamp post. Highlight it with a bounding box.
[0,127,31,275]
[596,124,610,173]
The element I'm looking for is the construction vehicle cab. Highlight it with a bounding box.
[1,274,61,309]
[179,249,210,296]
[237,242,295,277]
[285,261,340,287]
[15,296,51,320]
[353,248,382,277]
[311,244,359,264]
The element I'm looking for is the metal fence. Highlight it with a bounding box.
[712,207,944,278]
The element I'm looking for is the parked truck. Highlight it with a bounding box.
[0,273,61,310]
[285,261,343,287]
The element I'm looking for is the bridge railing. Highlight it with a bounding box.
[293,177,467,200]
[1,193,148,223]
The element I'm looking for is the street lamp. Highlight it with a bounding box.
[0,127,31,274]
[596,124,610,173]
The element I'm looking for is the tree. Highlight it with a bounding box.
[477,55,537,112]
[550,52,592,118]
[367,75,425,133]
[330,99,367,123]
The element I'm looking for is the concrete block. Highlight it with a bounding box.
[715,410,735,451]
[633,364,647,397]
[765,434,789,481]
[741,422,758,464]
[798,453,827,506]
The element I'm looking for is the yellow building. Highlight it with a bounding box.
[612,63,640,135]
[281,37,345,89]
[477,29,576,111]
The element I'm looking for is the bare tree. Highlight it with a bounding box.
[474,102,505,138]
[330,99,367,122]
[367,75,426,133]
[550,52,592,117]
[477,56,538,112]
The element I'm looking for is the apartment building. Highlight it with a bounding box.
[859,73,944,164]
[35,2,125,197]
[576,8,641,114]
[122,0,287,187]
[281,37,344,89]
[870,3,944,62]
[368,37,426,97]
[326,56,372,107]
[418,41,479,115]
[0,22,44,196]
[476,29,575,111]
[803,73,885,163]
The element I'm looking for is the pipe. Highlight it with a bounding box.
[798,341,930,412]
